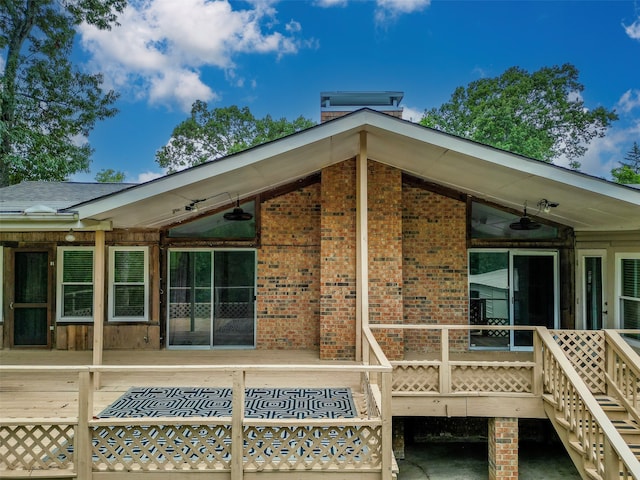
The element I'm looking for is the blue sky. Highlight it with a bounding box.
[72,0,640,183]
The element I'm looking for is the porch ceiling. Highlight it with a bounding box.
[74,110,640,232]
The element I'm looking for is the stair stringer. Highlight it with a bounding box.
[543,395,594,480]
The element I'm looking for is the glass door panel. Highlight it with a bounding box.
[168,251,212,347]
[13,251,50,346]
[469,251,510,348]
[213,251,255,347]
[584,256,604,330]
[512,253,557,349]
[469,250,558,351]
[167,249,256,349]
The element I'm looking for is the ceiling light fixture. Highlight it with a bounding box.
[65,229,76,242]
[223,195,253,221]
[537,198,559,214]
[509,202,541,231]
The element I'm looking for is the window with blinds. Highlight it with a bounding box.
[57,247,94,321]
[109,247,148,321]
[620,256,640,330]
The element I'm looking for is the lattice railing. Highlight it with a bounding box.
[0,423,75,472]
[391,363,439,393]
[243,423,382,471]
[91,423,232,472]
[451,363,533,393]
[550,330,606,393]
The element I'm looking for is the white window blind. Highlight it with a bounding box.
[58,248,94,321]
[621,258,640,330]
[109,247,148,321]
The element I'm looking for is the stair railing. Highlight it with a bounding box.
[604,330,640,424]
[537,327,640,480]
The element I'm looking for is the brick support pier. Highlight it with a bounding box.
[488,417,518,480]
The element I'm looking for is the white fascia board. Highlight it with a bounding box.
[0,217,112,232]
[76,116,365,220]
[363,112,640,206]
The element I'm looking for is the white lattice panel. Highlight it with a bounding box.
[243,425,381,471]
[452,365,533,393]
[0,424,74,471]
[92,424,231,472]
[392,364,439,393]
[551,330,606,393]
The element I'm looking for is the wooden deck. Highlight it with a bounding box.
[2,328,639,479]
[0,349,364,418]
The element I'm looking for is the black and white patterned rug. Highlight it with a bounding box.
[98,387,357,419]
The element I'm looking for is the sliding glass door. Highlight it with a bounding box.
[167,249,255,349]
[469,250,558,350]
[511,252,557,349]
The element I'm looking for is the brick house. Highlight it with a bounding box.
[1,91,637,354]
[1,92,639,479]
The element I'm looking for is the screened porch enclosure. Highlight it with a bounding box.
[168,250,256,348]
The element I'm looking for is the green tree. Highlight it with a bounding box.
[156,101,316,173]
[611,142,640,184]
[420,64,618,163]
[0,0,126,187]
[95,168,125,183]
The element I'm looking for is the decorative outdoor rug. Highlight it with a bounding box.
[98,387,357,419]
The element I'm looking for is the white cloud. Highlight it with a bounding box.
[314,0,348,7]
[314,0,430,22]
[136,170,165,183]
[375,0,430,24]
[623,17,640,40]
[402,105,424,123]
[79,0,306,111]
[617,89,640,113]
[556,120,640,179]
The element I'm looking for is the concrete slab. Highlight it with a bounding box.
[397,442,580,479]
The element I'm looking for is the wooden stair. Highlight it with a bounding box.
[545,394,640,479]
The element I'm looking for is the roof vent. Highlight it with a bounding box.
[24,204,57,214]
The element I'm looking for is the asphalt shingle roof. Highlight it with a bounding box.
[0,181,135,213]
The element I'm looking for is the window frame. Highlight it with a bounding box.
[108,246,149,322]
[56,246,95,323]
[615,252,640,330]
[0,246,3,324]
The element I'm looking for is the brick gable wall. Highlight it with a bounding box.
[319,160,357,360]
[368,161,404,360]
[402,185,469,353]
[257,184,321,349]
[255,160,469,359]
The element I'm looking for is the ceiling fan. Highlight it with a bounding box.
[509,204,541,231]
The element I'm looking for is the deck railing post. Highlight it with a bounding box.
[231,369,245,480]
[533,328,543,396]
[76,369,92,479]
[381,370,392,480]
[440,328,450,394]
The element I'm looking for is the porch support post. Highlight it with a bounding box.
[356,130,369,363]
[488,417,518,480]
[92,230,105,388]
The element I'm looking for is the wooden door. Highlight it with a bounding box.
[9,250,52,348]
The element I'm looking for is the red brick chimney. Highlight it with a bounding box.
[320,91,404,123]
